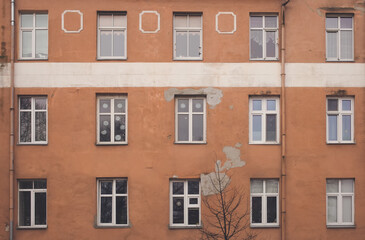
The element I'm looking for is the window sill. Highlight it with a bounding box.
[326,142,355,145]
[169,225,202,230]
[94,224,131,229]
[250,224,280,228]
[249,58,279,61]
[17,58,48,61]
[97,58,127,61]
[173,58,203,61]
[17,143,48,146]
[325,60,355,63]
[327,225,355,229]
[95,142,128,146]
[17,226,47,230]
[174,142,207,145]
[249,142,280,145]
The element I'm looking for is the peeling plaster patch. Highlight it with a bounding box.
[164,87,223,109]
[201,143,245,196]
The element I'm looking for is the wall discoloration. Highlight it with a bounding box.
[164,87,223,109]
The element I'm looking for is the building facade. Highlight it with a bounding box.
[0,0,364,239]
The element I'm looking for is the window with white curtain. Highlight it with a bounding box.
[98,12,127,59]
[19,13,48,59]
[173,13,202,60]
[326,97,354,143]
[250,15,278,60]
[326,15,353,61]
[326,179,354,226]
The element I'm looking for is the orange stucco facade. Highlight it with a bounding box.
[0,0,364,240]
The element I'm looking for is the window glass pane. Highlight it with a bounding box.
[342,115,351,141]
[189,15,201,28]
[192,99,204,112]
[35,192,47,225]
[178,99,189,112]
[250,16,262,28]
[99,115,111,142]
[173,197,184,224]
[19,180,33,189]
[100,30,112,57]
[175,15,187,28]
[342,100,351,111]
[188,181,199,194]
[100,181,113,194]
[326,17,338,28]
[340,17,352,28]
[100,197,112,223]
[251,180,263,193]
[35,30,48,58]
[326,179,339,193]
[178,114,189,141]
[116,179,127,194]
[266,114,277,142]
[340,30,352,59]
[266,180,278,193]
[99,15,113,27]
[265,16,277,28]
[341,179,353,193]
[252,197,262,223]
[35,98,47,110]
[35,112,47,142]
[34,180,47,189]
[114,99,126,113]
[22,31,32,58]
[21,14,33,27]
[327,196,337,223]
[176,31,188,57]
[327,32,337,59]
[192,114,203,141]
[113,14,127,28]
[267,100,276,111]
[20,97,31,109]
[250,30,263,59]
[252,115,262,141]
[188,31,200,57]
[342,196,352,222]
[267,197,277,223]
[173,182,184,195]
[114,115,126,142]
[327,99,338,111]
[266,31,276,58]
[188,208,199,225]
[189,198,198,204]
[19,191,31,226]
[328,115,337,141]
[35,14,48,28]
[113,31,125,57]
[252,100,262,111]
[116,196,128,224]
[99,99,111,113]
[20,112,31,142]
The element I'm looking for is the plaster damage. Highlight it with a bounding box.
[164,87,223,109]
[201,143,246,196]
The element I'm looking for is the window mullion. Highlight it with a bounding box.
[31,189,35,226]
[189,99,193,142]
[184,181,188,225]
[32,14,36,58]
[31,98,35,142]
[112,180,116,224]
[111,99,115,143]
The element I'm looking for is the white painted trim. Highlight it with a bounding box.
[139,11,160,34]
[61,10,83,33]
[215,12,236,34]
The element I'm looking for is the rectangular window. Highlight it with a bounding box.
[326,15,353,61]
[97,179,128,226]
[250,15,278,60]
[19,13,48,59]
[98,12,127,59]
[18,180,47,228]
[170,179,201,227]
[175,97,206,143]
[19,96,47,144]
[97,95,127,144]
[326,97,354,143]
[326,179,354,226]
[250,179,279,227]
[249,97,280,144]
[173,13,202,60]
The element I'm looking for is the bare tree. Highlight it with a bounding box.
[200,163,257,240]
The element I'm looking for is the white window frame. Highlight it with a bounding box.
[97,95,128,145]
[326,97,354,144]
[18,180,47,229]
[326,15,354,61]
[249,97,280,144]
[18,96,48,144]
[250,179,279,227]
[169,179,201,227]
[249,14,279,61]
[175,96,206,143]
[19,13,48,60]
[326,179,355,226]
[97,12,127,60]
[173,13,203,60]
[97,178,129,227]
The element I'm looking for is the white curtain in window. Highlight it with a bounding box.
[327,32,337,59]
[340,30,352,59]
